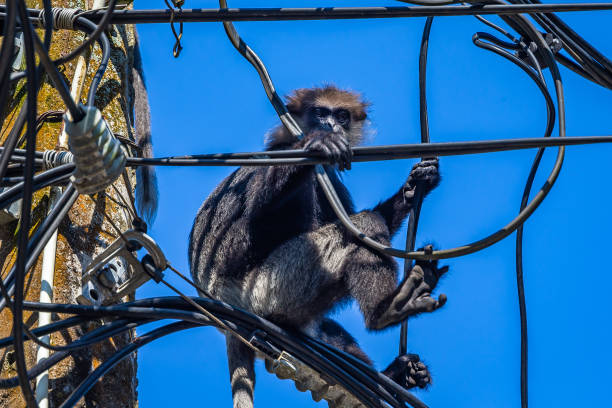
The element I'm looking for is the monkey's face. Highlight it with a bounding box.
[282,86,370,147]
[306,105,352,134]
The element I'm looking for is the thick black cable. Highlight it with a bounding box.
[78,17,111,107]
[0,316,85,349]
[59,322,196,408]
[13,2,38,405]
[0,164,74,209]
[487,5,569,407]
[21,12,82,122]
[509,0,612,89]
[22,298,421,407]
[23,319,146,353]
[0,185,78,311]
[400,15,433,357]
[0,0,16,129]
[0,318,145,389]
[5,0,117,85]
[28,4,612,24]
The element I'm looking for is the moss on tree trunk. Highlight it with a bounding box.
[0,1,139,406]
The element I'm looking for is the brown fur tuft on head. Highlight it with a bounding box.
[286,85,370,121]
[266,85,370,149]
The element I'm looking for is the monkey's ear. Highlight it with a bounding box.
[353,101,371,122]
[286,88,310,115]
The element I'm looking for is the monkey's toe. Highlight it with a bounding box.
[383,354,431,390]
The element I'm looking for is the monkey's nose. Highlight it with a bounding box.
[323,117,338,131]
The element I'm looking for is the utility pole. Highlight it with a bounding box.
[0,1,139,406]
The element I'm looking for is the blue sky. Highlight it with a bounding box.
[134,1,611,407]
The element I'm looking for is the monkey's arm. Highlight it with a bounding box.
[372,158,439,237]
[250,130,353,215]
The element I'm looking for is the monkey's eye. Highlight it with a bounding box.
[313,107,330,118]
[334,109,350,126]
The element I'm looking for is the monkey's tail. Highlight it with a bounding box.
[226,334,256,408]
[132,28,159,224]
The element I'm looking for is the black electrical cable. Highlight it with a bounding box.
[400,15,434,357]
[0,185,78,312]
[473,30,555,408]
[35,4,612,25]
[0,318,146,389]
[509,0,612,89]
[59,321,197,408]
[0,316,85,349]
[0,164,74,209]
[13,2,39,405]
[0,1,609,406]
[53,0,118,67]
[485,5,569,407]
[0,0,16,129]
[22,297,423,407]
[23,318,147,353]
[77,17,111,107]
[22,14,82,122]
[5,0,118,86]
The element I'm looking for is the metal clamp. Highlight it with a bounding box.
[77,230,167,306]
[264,351,364,408]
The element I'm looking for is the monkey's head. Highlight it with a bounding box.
[287,86,369,145]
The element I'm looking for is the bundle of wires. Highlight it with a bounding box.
[0,1,611,407]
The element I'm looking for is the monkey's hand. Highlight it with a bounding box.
[303,130,353,171]
[382,354,431,390]
[404,158,440,198]
[370,246,448,330]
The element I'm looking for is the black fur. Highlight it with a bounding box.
[132,29,158,223]
[189,89,446,408]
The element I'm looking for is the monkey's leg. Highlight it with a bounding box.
[305,317,373,365]
[342,213,448,331]
[306,317,432,390]
[226,334,256,408]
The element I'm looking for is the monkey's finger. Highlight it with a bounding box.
[327,143,344,169]
[419,158,439,168]
[396,271,423,302]
[328,138,349,170]
[308,141,334,160]
[409,297,439,314]
[435,294,447,309]
[344,146,353,171]
[337,134,350,147]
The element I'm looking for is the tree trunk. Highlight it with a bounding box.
[0,1,139,406]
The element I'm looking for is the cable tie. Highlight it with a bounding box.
[39,7,83,30]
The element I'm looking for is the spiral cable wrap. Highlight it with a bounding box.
[39,7,82,30]
[41,150,73,171]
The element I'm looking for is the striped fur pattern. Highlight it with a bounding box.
[188,87,443,408]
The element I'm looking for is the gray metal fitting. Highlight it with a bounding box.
[64,105,126,194]
[265,351,364,408]
[77,230,167,306]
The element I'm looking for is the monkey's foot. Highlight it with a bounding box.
[382,354,431,389]
[405,158,440,197]
[371,251,448,329]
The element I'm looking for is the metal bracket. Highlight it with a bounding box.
[77,230,167,306]
[0,188,21,225]
[516,32,563,69]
